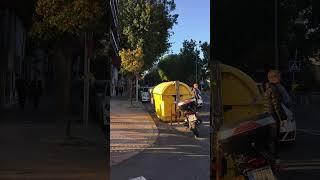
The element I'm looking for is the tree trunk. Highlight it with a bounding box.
[136,74,139,102]
[53,48,70,113]
[129,76,133,105]
[53,46,72,137]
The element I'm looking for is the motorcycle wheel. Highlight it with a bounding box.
[191,122,199,137]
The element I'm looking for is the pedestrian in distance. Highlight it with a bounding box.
[30,78,42,109]
[263,70,287,159]
[15,74,27,110]
[119,79,124,96]
[115,83,119,96]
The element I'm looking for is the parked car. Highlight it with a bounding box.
[139,87,150,103]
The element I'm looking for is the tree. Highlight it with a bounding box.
[119,47,144,104]
[143,68,162,86]
[179,39,201,84]
[29,0,107,137]
[200,41,210,81]
[118,0,178,101]
[118,0,178,70]
[157,54,182,81]
[157,39,201,85]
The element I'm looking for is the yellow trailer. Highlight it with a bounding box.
[153,81,193,122]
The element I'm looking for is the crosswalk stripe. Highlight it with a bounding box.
[281,166,320,170]
[278,160,320,171]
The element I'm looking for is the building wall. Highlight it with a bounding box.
[0,9,27,108]
[109,0,120,97]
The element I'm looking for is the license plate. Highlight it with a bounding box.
[187,114,197,121]
[247,167,276,180]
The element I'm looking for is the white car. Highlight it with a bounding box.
[257,83,296,142]
[139,87,150,103]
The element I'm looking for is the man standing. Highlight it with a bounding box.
[192,83,201,103]
[264,70,287,158]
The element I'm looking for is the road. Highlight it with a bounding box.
[278,95,320,179]
[111,93,210,180]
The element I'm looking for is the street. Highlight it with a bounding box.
[278,94,320,179]
[111,93,210,180]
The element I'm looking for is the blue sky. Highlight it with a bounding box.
[168,0,210,55]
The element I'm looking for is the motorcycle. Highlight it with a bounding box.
[177,98,201,137]
[233,142,277,180]
[216,113,279,179]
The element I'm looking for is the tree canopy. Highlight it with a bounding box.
[155,39,206,85]
[119,47,144,75]
[118,0,178,71]
[29,0,107,47]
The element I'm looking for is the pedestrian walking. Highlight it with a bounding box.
[119,79,124,96]
[263,70,287,159]
[15,74,27,109]
[116,84,119,96]
[30,78,42,109]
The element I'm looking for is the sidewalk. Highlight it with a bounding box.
[0,97,108,179]
[110,97,159,166]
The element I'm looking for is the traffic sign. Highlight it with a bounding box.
[289,61,301,72]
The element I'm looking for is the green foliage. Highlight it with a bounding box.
[118,0,178,71]
[143,68,163,86]
[29,0,106,44]
[119,47,144,75]
[157,54,180,81]
[200,41,210,80]
[157,39,202,84]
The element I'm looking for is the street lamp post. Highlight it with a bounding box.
[196,57,198,84]
[275,0,279,70]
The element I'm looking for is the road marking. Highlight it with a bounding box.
[297,129,320,136]
[279,160,320,171]
[129,176,147,180]
[281,166,320,170]
[297,129,320,133]
[280,160,320,164]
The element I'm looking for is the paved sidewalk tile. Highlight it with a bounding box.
[110,98,159,166]
[0,102,108,179]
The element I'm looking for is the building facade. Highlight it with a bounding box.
[0,8,27,108]
[108,0,121,96]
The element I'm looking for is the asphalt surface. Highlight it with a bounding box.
[278,95,320,179]
[111,94,210,180]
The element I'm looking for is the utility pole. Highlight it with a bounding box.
[196,57,198,84]
[211,61,223,180]
[83,32,90,127]
[136,74,139,102]
[275,0,279,70]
